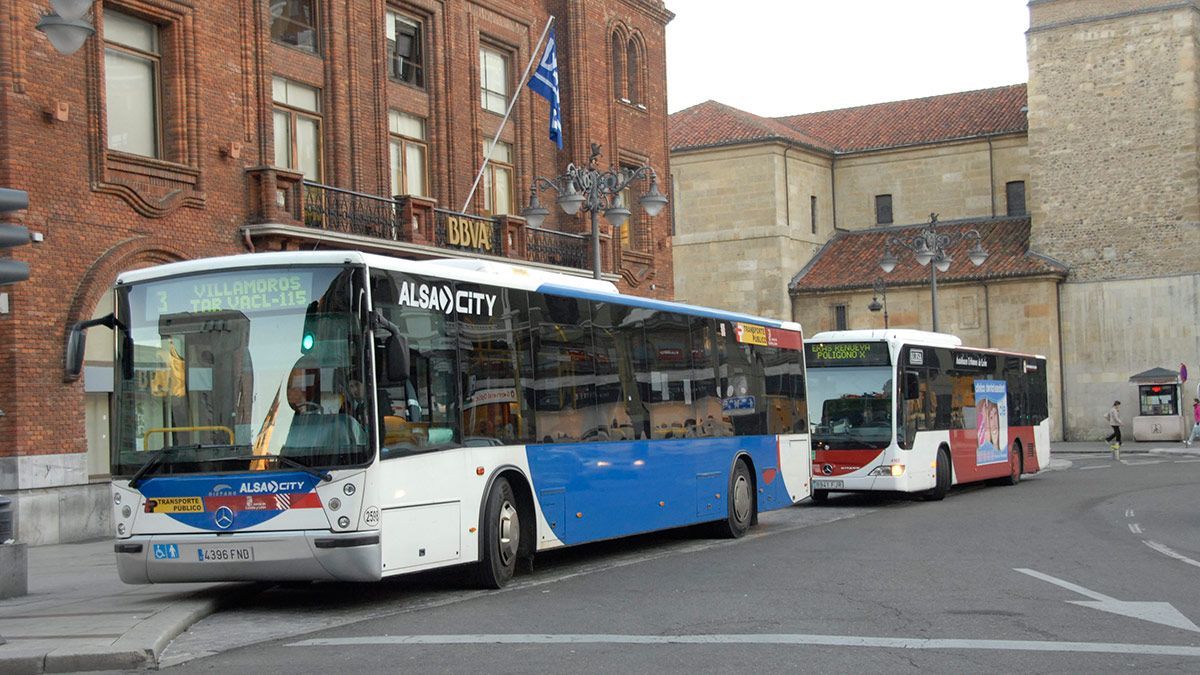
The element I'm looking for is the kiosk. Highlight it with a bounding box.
[1129,367,1186,442]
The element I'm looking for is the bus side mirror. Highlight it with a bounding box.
[384,335,409,383]
[904,373,921,400]
[64,313,120,381]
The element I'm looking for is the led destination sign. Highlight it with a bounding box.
[804,341,891,368]
[145,270,316,320]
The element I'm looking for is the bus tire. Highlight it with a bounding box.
[923,448,950,501]
[476,477,519,589]
[716,459,754,538]
[1000,443,1022,486]
[811,489,829,503]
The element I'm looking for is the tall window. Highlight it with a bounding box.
[386,10,423,87]
[611,33,626,101]
[834,304,848,330]
[389,111,428,197]
[875,194,893,225]
[104,9,160,158]
[482,140,514,215]
[480,47,509,115]
[272,77,322,180]
[626,39,641,105]
[270,0,319,53]
[810,196,818,234]
[1006,181,1026,216]
[618,163,640,250]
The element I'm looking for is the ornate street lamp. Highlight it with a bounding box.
[36,0,95,56]
[868,277,889,329]
[522,144,667,280]
[879,213,988,332]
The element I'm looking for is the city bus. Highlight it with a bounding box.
[68,251,810,587]
[804,330,1049,502]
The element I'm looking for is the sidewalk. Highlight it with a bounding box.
[0,539,254,674]
[1052,440,1200,456]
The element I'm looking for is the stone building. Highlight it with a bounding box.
[669,0,1200,442]
[0,0,674,544]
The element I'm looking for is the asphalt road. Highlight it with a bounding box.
[162,454,1200,673]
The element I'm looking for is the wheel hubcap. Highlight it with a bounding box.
[732,474,751,523]
[497,500,519,566]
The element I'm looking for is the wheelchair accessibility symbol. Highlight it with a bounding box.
[152,544,180,560]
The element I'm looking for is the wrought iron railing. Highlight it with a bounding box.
[303,181,403,240]
[526,227,588,270]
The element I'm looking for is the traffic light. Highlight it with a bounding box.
[0,188,30,286]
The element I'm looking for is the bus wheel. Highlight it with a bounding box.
[811,490,829,503]
[1001,444,1022,486]
[923,448,950,501]
[716,460,754,538]
[476,477,519,589]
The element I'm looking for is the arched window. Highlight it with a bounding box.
[626,37,641,105]
[611,32,626,101]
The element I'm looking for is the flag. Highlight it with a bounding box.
[528,27,563,149]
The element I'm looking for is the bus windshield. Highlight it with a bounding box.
[111,265,372,477]
[806,366,893,449]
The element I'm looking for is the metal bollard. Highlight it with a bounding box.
[0,496,12,544]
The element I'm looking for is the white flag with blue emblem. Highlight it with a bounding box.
[528,27,563,149]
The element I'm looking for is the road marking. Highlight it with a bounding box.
[1125,509,1135,518]
[1144,541,1200,570]
[1122,460,1164,466]
[1174,459,1200,464]
[286,633,1200,656]
[1080,465,1110,471]
[1129,523,1142,534]
[1015,568,1200,633]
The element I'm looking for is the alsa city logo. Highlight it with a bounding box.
[396,281,496,317]
[238,480,307,494]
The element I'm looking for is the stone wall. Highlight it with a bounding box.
[834,136,1029,228]
[1027,2,1200,281]
[1057,274,1200,439]
[791,277,1064,440]
[672,144,829,319]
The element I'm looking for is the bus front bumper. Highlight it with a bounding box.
[114,530,382,584]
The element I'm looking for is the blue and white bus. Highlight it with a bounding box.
[69,251,811,587]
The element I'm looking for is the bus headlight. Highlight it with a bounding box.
[868,464,906,477]
[891,463,906,477]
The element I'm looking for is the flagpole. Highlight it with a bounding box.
[461,15,555,213]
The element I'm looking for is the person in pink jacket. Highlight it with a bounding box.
[1187,398,1200,448]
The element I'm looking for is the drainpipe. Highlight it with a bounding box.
[783,145,793,229]
[988,136,996,218]
[830,156,839,230]
[1055,280,1068,440]
[983,283,992,347]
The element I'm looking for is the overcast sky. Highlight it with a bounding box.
[666,0,1031,117]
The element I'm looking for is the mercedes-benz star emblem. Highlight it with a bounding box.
[214,506,235,530]
[822,464,833,476]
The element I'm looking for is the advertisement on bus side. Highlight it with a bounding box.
[975,380,1008,465]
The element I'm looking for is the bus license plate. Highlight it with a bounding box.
[813,479,843,490]
[196,545,255,563]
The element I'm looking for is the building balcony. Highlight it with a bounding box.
[241,167,594,276]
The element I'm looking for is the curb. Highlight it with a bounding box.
[0,583,260,674]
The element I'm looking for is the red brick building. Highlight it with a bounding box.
[0,0,675,543]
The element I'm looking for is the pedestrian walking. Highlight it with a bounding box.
[1104,401,1123,459]
[1187,397,1200,448]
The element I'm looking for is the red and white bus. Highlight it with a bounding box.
[805,330,1050,501]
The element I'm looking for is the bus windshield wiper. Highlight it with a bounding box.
[197,453,332,483]
[127,443,232,488]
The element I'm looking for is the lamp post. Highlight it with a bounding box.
[868,277,889,329]
[522,144,667,280]
[878,213,988,333]
[36,0,95,55]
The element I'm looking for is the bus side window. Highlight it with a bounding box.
[898,370,922,449]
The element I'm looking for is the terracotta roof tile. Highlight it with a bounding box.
[669,100,833,152]
[788,217,1067,293]
[671,84,1028,154]
[775,84,1028,153]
